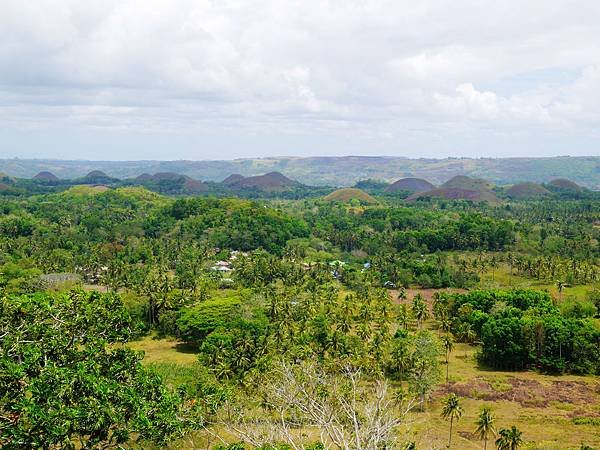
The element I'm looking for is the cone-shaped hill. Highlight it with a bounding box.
[33,171,59,181]
[547,178,583,191]
[506,182,551,199]
[222,174,245,185]
[406,187,500,203]
[441,175,492,190]
[135,172,208,193]
[323,188,378,204]
[227,172,299,190]
[78,171,118,184]
[385,177,435,193]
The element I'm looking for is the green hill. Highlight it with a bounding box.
[323,188,378,204]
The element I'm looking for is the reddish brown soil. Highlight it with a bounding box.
[438,376,599,408]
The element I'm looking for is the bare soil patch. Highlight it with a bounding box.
[439,376,599,408]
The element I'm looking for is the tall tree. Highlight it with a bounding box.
[474,406,496,450]
[496,426,523,450]
[441,334,454,384]
[441,393,463,449]
[412,294,428,329]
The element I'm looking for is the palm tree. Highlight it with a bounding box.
[474,406,496,450]
[496,426,523,450]
[441,335,454,384]
[556,280,566,301]
[412,294,428,328]
[397,286,407,301]
[441,393,463,448]
[398,304,410,330]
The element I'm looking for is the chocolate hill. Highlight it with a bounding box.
[227,172,299,190]
[137,172,208,193]
[406,187,500,203]
[385,177,435,193]
[78,171,118,184]
[441,175,492,190]
[547,178,583,191]
[222,174,245,185]
[323,188,378,204]
[33,171,59,181]
[506,182,551,199]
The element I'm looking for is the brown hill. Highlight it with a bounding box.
[79,170,118,184]
[151,172,185,181]
[230,171,298,190]
[548,178,583,191]
[150,172,208,192]
[323,188,378,204]
[406,188,500,203]
[135,173,154,181]
[33,171,59,181]
[86,170,109,178]
[506,182,551,199]
[181,176,208,193]
[385,177,435,193]
[441,175,492,191]
[222,174,245,185]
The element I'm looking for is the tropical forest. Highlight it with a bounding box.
[0,168,599,449]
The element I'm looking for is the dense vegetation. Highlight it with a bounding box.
[0,182,599,448]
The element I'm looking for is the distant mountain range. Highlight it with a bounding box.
[1,156,599,189]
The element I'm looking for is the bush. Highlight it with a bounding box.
[560,297,598,318]
[177,297,241,345]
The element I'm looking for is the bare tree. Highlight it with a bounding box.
[221,360,417,449]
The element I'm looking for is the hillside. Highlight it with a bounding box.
[2,156,600,189]
[323,188,378,204]
[385,177,435,193]
[506,182,551,199]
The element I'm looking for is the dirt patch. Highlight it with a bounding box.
[390,288,467,307]
[438,376,599,408]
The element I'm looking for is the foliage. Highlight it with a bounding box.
[0,290,200,449]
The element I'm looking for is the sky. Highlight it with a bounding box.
[1,0,600,160]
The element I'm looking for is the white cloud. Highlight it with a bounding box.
[1,0,600,159]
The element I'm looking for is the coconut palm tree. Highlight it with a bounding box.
[441,393,463,448]
[441,334,454,384]
[474,406,496,450]
[398,304,410,330]
[556,280,566,301]
[397,286,407,301]
[496,426,523,450]
[412,294,428,329]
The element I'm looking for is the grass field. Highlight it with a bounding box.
[130,332,599,449]
[127,263,600,449]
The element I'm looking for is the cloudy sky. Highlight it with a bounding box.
[1,0,600,160]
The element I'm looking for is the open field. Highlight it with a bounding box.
[130,312,600,449]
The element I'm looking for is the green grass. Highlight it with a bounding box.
[127,335,198,366]
[479,263,598,301]
[128,334,600,449]
[419,343,600,449]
